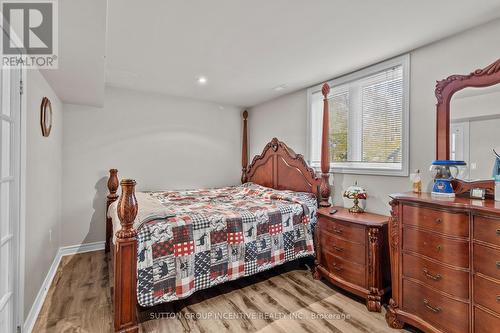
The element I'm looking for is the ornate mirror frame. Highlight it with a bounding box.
[435,58,500,195]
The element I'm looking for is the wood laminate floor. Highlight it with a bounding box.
[33,251,411,333]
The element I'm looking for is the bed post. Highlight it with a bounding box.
[241,110,249,183]
[114,179,138,333]
[319,83,332,207]
[106,169,119,253]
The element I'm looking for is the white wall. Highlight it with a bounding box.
[249,18,500,215]
[62,87,242,246]
[24,70,63,318]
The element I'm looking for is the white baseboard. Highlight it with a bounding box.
[59,241,105,257]
[23,241,105,333]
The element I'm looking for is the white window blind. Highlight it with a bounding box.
[308,55,409,176]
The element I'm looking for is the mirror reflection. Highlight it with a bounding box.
[450,85,500,180]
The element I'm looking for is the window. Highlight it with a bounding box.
[307,54,410,176]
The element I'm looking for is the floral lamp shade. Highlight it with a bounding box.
[343,182,367,213]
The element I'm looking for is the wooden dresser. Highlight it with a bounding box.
[314,206,391,312]
[386,193,500,333]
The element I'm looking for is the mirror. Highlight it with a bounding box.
[435,58,500,196]
[450,86,500,180]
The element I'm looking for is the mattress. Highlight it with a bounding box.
[109,182,317,307]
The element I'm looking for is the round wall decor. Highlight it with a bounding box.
[40,97,52,137]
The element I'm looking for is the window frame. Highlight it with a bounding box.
[306,54,410,177]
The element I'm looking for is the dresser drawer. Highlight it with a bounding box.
[320,230,365,265]
[402,204,469,237]
[403,253,469,299]
[402,279,469,333]
[475,306,500,333]
[474,275,500,314]
[403,227,469,268]
[474,215,500,247]
[474,243,500,280]
[318,217,366,244]
[323,251,366,288]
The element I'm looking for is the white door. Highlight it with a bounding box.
[0,64,22,332]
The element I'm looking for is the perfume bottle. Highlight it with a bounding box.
[411,169,422,193]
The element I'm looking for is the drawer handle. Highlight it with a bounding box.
[435,218,442,224]
[423,299,441,313]
[333,246,344,252]
[423,268,442,281]
[497,261,500,269]
[436,245,443,252]
[333,228,343,235]
[333,263,342,271]
[497,296,500,302]
[497,229,500,236]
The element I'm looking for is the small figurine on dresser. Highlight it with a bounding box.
[343,181,367,213]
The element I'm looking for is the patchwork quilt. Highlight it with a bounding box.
[136,182,317,307]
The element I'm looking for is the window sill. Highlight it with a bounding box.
[311,163,409,177]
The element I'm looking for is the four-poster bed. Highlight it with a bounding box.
[106,84,333,332]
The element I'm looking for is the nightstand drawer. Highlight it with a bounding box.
[324,251,366,288]
[320,230,365,265]
[403,204,469,237]
[403,227,469,268]
[318,216,366,244]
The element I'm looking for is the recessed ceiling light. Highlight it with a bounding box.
[197,76,207,85]
[273,84,287,91]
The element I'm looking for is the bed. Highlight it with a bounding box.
[106,84,333,333]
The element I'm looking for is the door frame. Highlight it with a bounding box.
[1,21,27,331]
[18,64,26,331]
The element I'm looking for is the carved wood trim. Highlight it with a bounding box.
[246,138,321,195]
[241,110,249,183]
[313,223,322,280]
[386,298,404,329]
[435,58,500,160]
[388,200,400,252]
[114,179,138,333]
[319,83,332,207]
[387,199,402,326]
[106,169,119,253]
[451,178,494,197]
[367,227,382,312]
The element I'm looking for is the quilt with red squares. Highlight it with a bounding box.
[135,182,317,307]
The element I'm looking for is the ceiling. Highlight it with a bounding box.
[44,0,500,107]
[40,0,106,107]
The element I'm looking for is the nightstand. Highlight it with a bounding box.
[314,206,391,312]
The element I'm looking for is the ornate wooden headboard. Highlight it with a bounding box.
[240,83,332,205]
[245,138,321,195]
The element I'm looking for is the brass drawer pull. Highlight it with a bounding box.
[435,218,442,224]
[497,261,500,269]
[333,246,344,252]
[333,263,342,271]
[497,229,500,236]
[333,228,343,234]
[423,299,441,313]
[423,268,442,281]
[436,245,443,252]
[497,295,500,302]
